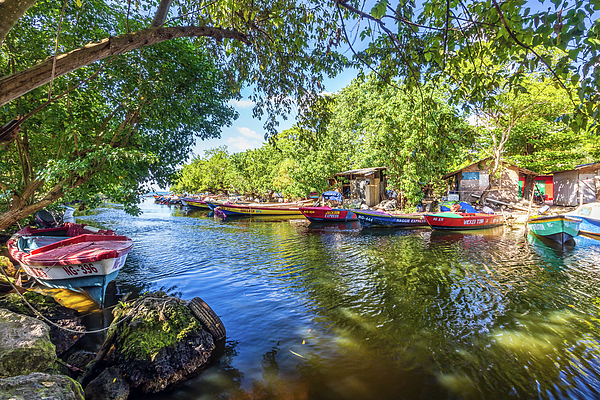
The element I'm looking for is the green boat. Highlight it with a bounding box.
[528,214,582,244]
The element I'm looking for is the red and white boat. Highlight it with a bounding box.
[7,223,133,307]
[424,212,503,230]
[299,206,357,223]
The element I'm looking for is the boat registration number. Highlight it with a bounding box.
[63,263,98,276]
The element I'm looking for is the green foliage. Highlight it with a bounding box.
[0,2,237,224]
[329,76,474,205]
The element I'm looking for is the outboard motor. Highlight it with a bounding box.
[35,209,57,228]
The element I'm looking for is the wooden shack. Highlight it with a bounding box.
[328,167,387,207]
[442,158,538,203]
[552,162,600,206]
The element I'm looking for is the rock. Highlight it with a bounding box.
[0,292,85,355]
[84,366,129,400]
[0,309,56,377]
[67,350,96,371]
[0,256,17,276]
[109,292,215,393]
[360,203,369,210]
[0,372,84,400]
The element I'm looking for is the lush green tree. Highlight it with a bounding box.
[0,0,344,229]
[328,76,474,207]
[335,0,600,136]
[0,19,236,229]
[172,147,234,194]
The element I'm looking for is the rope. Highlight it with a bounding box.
[0,264,126,335]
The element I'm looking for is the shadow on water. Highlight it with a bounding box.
[77,200,600,400]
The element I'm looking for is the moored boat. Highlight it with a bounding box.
[7,223,133,307]
[206,202,303,216]
[300,206,357,223]
[181,198,211,210]
[354,210,428,228]
[528,214,582,244]
[424,212,503,230]
[565,202,600,238]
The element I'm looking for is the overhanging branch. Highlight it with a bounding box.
[0,25,250,107]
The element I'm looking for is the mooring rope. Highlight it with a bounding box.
[0,264,126,334]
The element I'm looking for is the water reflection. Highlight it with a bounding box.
[76,199,600,399]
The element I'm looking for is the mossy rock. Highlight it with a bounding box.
[0,292,85,355]
[0,309,56,377]
[0,373,84,400]
[110,292,215,393]
[0,255,16,277]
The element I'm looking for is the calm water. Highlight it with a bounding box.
[77,199,600,400]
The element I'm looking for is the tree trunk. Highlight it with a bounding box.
[522,174,535,200]
[479,154,501,204]
[0,26,249,108]
[0,0,38,45]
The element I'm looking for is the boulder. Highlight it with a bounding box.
[66,350,96,371]
[0,372,84,400]
[84,366,129,400]
[107,292,215,393]
[0,308,56,377]
[0,292,85,355]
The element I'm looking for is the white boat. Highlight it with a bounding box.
[565,202,600,238]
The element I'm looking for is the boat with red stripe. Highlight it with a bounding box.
[424,212,504,230]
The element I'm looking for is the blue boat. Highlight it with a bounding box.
[566,202,600,238]
[354,210,429,229]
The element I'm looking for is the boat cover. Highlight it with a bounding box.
[322,191,343,203]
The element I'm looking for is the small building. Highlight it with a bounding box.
[518,175,554,200]
[328,167,387,207]
[442,158,538,203]
[552,162,600,206]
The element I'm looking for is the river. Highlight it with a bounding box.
[75,198,600,399]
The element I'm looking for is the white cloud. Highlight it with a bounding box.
[228,99,255,108]
[222,126,265,152]
[237,126,262,140]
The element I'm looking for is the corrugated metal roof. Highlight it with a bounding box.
[442,158,538,179]
[551,162,600,174]
[334,167,386,176]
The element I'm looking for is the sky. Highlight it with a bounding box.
[191,68,361,157]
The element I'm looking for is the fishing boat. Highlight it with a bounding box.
[206,202,303,216]
[181,197,211,210]
[565,202,600,238]
[528,214,582,244]
[7,223,133,307]
[299,207,357,223]
[353,210,428,228]
[424,212,504,230]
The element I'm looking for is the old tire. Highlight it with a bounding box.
[188,297,226,342]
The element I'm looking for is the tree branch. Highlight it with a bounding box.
[151,0,173,27]
[0,0,38,45]
[0,25,250,107]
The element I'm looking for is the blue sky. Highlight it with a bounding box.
[192,68,360,157]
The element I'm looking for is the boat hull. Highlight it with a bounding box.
[208,202,303,216]
[7,225,133,307]
[528,215,581,244]
[181,198,210,210]
[566,202,600,237]
[354,210,428,228]
[300,207,357,222]
[424,212,504,230]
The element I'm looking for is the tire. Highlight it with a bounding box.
[188,297,226,341]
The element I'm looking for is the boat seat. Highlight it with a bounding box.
[19,236,68,253]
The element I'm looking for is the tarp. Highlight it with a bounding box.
[322,191,343,203]
[459,202,477,213]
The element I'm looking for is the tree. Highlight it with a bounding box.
[172,147,233,194]
[335,0,600,136]
[0,11,237,229]
[329,76,474,207]
[0,0,345,230]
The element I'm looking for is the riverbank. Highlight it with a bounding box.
[0,250,225,400]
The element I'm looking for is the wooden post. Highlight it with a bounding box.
[524,183,536,237]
